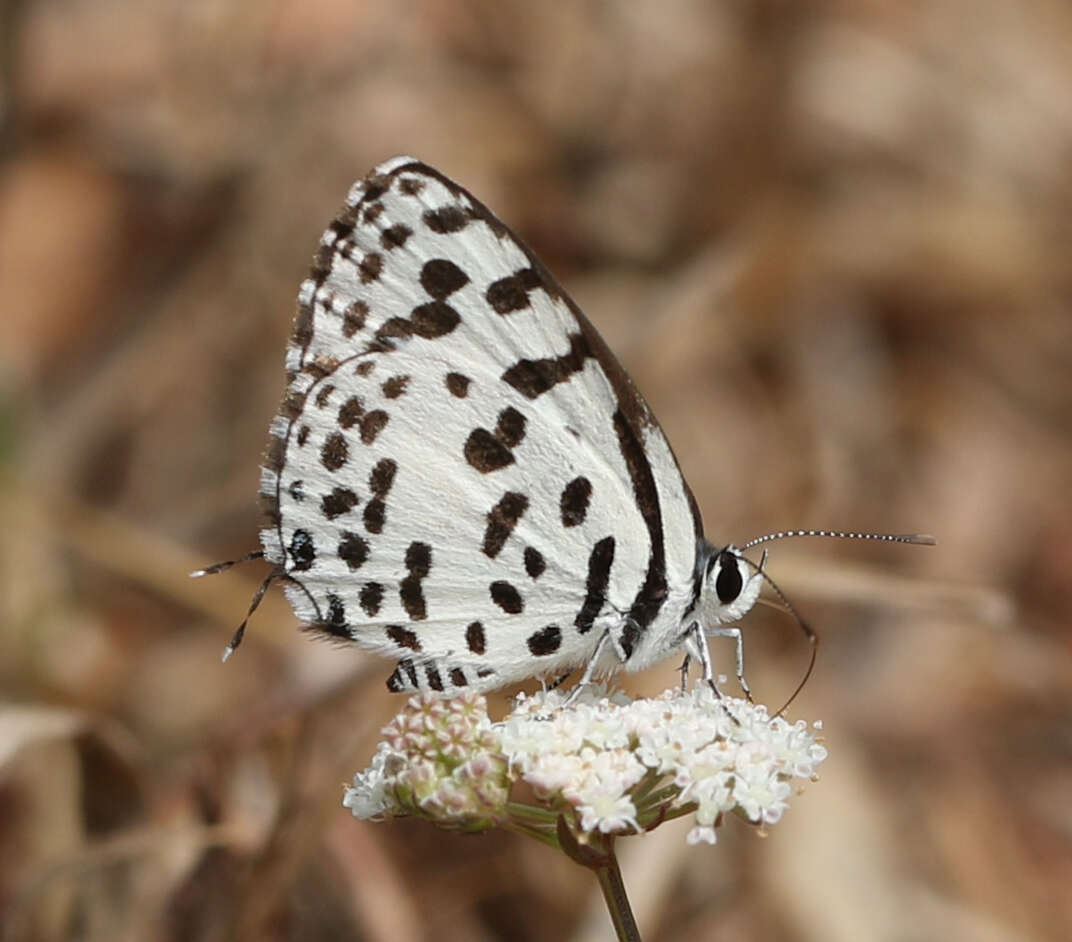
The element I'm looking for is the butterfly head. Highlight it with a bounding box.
[697,545,763,625]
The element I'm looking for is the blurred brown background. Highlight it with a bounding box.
[1,1,1070,940]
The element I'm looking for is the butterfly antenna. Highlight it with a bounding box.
[740,530,935,551]
[738,555,817,718]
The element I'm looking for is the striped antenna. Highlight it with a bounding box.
[740,530,935,552]
[737,529,934,715]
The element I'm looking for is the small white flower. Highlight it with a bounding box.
[770,719,829,778]
[578,746,646,789]
[686,824,718,845]
[732,759,793,825]
[574,703,633,751]
[343,744,395,819]
[497,714,555,764]
[574,785,640,834]
[522,752,588,798]
[636,722,711,775]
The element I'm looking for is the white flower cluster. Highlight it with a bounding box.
[344,685,827,846]
[343,694,509,829]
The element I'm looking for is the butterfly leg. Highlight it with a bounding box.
[705,626,753,703]
[189,550,265,578]
[546,671,575,691]
[684,623,723,699]
[219,568,278,661]
[561,629,619,707]
[678,654,692,691]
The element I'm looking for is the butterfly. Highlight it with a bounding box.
[198,156,932,699]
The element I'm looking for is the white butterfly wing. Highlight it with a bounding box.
[261,157,702,692]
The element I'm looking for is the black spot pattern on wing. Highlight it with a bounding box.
[420,258,470,298]
[496,407,526,446]
[387,625,422,652]
[360,582,383,617]
[382,375,410,398]
[425,664,444,692]
[289,529,316,572]
[358,252,383,283]
[613,410,668,640]
[560,476,592,527]
[322,593,349,637]
[387,658,419,692]
[338,532,369,570]
[368,257,469,353]
[486,267,543,314]
[490,580,523,614]
[464,430,512,472]
[342,301,368,338]
[466,621,486,654]
[321,486,359,520]
[527,625,562,656]
[524,547,546,579]
[362,176,389,201]
[464,407,527,473]
[372,307,459,350]
[338,396,364,429]
[307,355,338,382]
[320,432,348,471]
[399,541,431,620]
[370,457,396,493]
[293,293,313,352]
[575,537,615,634]
[363,501,385,535]
[315,384,335,408]
[502,333,591,399]
[483,492,529,558]
[364,458,397,534]
[446,372,470,397]
[380,223,412,250]
[359,410,389,444]
[423,205,470,233]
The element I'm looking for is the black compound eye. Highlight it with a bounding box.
[714,550,743,604]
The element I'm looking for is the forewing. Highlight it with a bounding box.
[260,157,702,692]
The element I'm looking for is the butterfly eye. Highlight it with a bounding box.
[713,550,744,604]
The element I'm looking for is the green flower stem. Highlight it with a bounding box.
[592,843,641,942]
[505,801,559,825]
[556,816,642,942]
[637,785,686,810]
[659,802,699,822]
[627,768,667,804]
[506,820,562,849]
